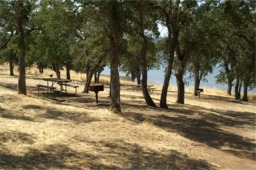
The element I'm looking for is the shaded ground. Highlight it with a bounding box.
[0,66,256,169]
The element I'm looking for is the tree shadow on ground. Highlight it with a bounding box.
[200,94,255,105]
[169,104,256,127]
[0,111,35,122]
[0,83,17,91]
[37,107,100,124]
[0,146,80,169]
[72,138,214,169]
[123,104,256,160]
[0,131,35,144]
[1,133,213,169]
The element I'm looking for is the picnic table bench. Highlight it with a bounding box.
[36,84,56,93]
[58,83,79,94]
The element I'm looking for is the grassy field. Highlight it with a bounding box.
[0,65,256,169]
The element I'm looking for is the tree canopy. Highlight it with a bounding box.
[0,0,255,111]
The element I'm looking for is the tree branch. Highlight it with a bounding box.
[0,32,13,50]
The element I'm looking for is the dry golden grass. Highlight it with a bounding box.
[1,64,256,169]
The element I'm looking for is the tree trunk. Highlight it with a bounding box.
[160,28,175,108]
[242,85,248,102]
[193,64,200,96]
[227,80,232,95]
[66,63,71,80]
[242,76,250,102]
[160,62,172,108]
[138,7,156,107]
[9,51,15,76]
[235,78,240,100]
[238,83,242,99]
[108,0,121,113]
[136,67,141,85]
[53,64,61,79]
[131,70,136,82]
[94,67,103,84]
[39,67,44,74]
[83,68,94,93]
[94,70,100,84]
[94,72,97,84]
[141,54,157,107]
[83,58,103,93]
[176,70,185,104]
[17,1,26,95]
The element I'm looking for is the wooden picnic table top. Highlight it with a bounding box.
[42,78,72,83]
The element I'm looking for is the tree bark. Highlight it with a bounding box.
[0,32,13,51]
[83,58,103,93]
[94,67,103,84]
[160,61,173,108]
[9,51,15,76]
[193,63,200,96]
[17,1,27,95]
[141,46,157,107]
[39,66,44,74]
[53,64,61,79]
[235,78,240,100]
[160,25,175,108]
[138,8,156,107]
[83,68,94,93]
[224,61,234,95]
[176,69,185,104]
[227,80,233,95]
[108,0,121,113]
[66,62,71,80]
[136,67,141,85]
[131,70,136,82]
[242,76,250,102]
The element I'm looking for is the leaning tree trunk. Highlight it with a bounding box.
[138,8,156,107]
[160,60,173,108]
[83,57,103,93]
[160,30,175,108]
[17,1,26,95]
[83,68,94,93]
[141,44,156,107]
[9,51,15,76]
[141,63,156,107]
[193,64,200,96]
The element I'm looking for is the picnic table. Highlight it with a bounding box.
[37,78,79,94]
[126,84,155,93]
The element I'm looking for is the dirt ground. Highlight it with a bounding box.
[0,65,256,169]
